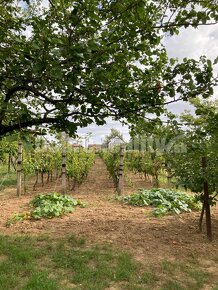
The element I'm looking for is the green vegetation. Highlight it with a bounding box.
[125,150,164,187]
[7,192,85,225]
[0,136,17,190]
[100,149,123,187]
[30,192,85,219]
[1,1,217,137]
[120,188,200,216]
[127,98,218,239]
[0,234,216,290]
[23,146,95,190]
[0,168,17,190]
[0,134,96,193]
[66,148,95,189]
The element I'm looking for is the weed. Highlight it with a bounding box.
[161,280,185,290]
[68,234,86,246]
[140,271,158,284]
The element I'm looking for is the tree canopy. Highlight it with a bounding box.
[172,98,218,193]
[0,0,217,137]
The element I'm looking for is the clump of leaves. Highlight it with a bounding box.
[120,188,200,216]
[6,212,31,226]
[7,192,85,225]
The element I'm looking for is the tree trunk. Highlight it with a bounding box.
[199,201,205,233]
[61,140,67,194]
[117,145,124,195]
[204,180,212,241]
[17,141,22,197]
[202,157,212,241]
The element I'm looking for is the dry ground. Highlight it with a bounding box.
[0,157,217,281]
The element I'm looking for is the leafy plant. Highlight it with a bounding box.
[100,149,121,186]
[66,148,95,189]
[120,188,200,216]
[7,192,85,225]
[30,192,82,219]
[125,150,164,186]
[6,212,30,226]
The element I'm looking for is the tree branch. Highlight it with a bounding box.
[0,85,29,124]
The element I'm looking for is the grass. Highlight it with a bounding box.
[161,259,175,274]
[0,164,35,193]
[0,165,17,190]
[161,280,185,290]
[0,234,216,290]
[140,271,158,284]
[158,259,216,290]
[23,271,60,290]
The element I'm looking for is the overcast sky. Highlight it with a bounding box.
[77,24,218,144]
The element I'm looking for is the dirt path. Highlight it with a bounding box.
[0,157,218,267]
[79,157,115,195]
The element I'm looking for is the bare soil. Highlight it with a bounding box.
[0,157,218,270]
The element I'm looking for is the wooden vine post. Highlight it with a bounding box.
[117,144,125,195]
[17,140,22,197]
[61,133,67,195]
[201,156,212,241]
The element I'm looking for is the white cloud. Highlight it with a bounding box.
[163,25,218,60]
[77,119,130,144]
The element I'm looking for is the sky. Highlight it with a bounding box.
[78,24,218,145]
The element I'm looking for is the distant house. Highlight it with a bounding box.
[88,144,102,151]
[72,143,83,149]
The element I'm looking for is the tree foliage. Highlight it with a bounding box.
[170,99,218,195]
[0,0,217,136]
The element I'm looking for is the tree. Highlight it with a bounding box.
[127,99,218,239]
[166,99,218,240]
[0,0,217,137]
[103,128,124,148]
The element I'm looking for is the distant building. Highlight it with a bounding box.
[88,144,102,151]
[72,143,83,149]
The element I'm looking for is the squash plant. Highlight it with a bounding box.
[121,188,199,217]
[7,192,85,225]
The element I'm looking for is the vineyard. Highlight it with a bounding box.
[0,137,218,289]
[0,151,218,289]
[0,135,217,233]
